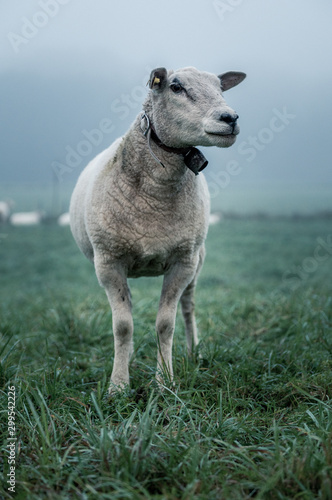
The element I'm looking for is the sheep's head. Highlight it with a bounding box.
[146,66,246,149]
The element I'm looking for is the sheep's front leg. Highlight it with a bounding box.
[156,260,198,386]
[94,257,133,393]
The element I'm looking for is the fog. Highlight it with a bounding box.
[1,0,331,214]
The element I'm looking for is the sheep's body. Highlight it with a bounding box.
[70,66,245,393]
[70,131,209,276]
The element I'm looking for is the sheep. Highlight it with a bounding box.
[10,211,43,226]
[69,66,246,394]
[209,212,223,225]
[0,200,13,224]
[58,212,70,226]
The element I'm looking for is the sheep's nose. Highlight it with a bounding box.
[219,112,239,124]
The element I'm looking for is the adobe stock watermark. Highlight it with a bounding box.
[7,385,17,494]
[7,0,71,54]
[206,106,296,198]
[109,67,152,121]
[213,0,244,22]
[52,66,152,181]
[281,234,332,292]
[52,118,115,181]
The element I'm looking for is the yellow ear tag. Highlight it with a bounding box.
[153,77,160,85]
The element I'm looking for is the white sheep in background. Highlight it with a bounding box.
[10,211,43,226]
[70,66,246,394]
[0,200,13,224]
[58,212,70,226]
[209,212,223,225]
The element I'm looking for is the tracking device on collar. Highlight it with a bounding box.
[183,148,208,175]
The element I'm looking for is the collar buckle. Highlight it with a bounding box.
[140,112,150,137]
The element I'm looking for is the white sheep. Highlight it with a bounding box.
[70,66,246,394]
[58,212,70,226]
[0,200,13,224]
[209,212,223,225]
[10,211,43,226]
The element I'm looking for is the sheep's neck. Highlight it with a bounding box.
[141,112,208,176]
[120,117,195,199]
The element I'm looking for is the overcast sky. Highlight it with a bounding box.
[0,0,331,213]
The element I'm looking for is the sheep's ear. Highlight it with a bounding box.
[218,71,246,91]
[148,67,168,91]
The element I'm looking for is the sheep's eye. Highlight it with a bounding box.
[170,82,183,93]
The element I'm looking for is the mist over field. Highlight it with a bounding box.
[1,3,332,498]
[0,0,331,215]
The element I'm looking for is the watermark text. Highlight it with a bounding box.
[7,385,17,494]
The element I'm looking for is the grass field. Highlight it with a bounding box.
[0,218,332,499]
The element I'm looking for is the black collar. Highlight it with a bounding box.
[140,112,208,176]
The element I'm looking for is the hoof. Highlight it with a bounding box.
[108,379,129,396]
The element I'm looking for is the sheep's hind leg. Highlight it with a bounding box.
[94,257,133,394]
[180,280,199,356]
[155,260,198,387]
[180,245,205,355]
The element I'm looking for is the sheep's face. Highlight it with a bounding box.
[147,67,246,149]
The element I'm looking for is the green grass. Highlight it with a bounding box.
[0,219,332,499]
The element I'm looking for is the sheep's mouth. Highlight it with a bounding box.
[205,131,237,138]
[203,131,237,148]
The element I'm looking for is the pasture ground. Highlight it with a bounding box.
[0,218,332,499]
